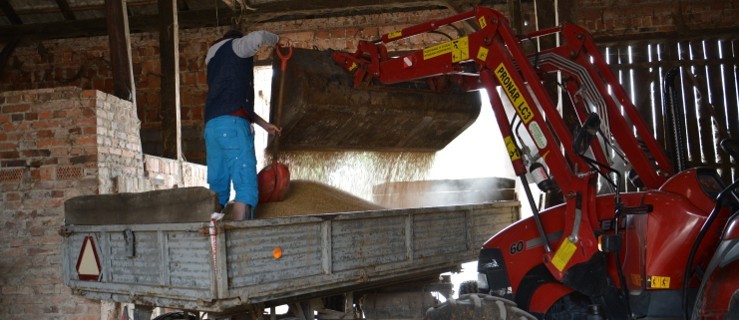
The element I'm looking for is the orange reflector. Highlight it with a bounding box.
[273,247,283,259]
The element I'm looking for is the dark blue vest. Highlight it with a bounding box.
[205,40,255,124]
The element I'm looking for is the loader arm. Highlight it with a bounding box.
[331,6,612,281]
[530,24,674,189]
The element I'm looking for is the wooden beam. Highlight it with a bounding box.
[221,0,237,10]
[0,37,20,76]
[105,0,136,103]
[238,0,447,22]
[0,7,231,42]
[507,0,523,34]
[440,0,482,35]
[534,0,556,49]
[0,1,446,41]
[0,0,22,24]
[54,0,76,20]
[159,0,181,160]
[593,27,739,44]
[177,0,189,11]
[534,0,565,207]
[555,0,579,165]
[534,0,559,116]
[557,0,574,24]
[442,0,478,13]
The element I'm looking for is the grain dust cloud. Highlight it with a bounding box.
[254,68,518,213]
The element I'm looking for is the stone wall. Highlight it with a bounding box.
[0,87,207,319]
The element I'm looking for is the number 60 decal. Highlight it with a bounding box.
[509,241,524,255]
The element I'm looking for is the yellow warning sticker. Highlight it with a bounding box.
[552,238,577,272]
[478,16,487,29]
[477,46,489,62]
[423,36,469,62]
[505,136,521,161]
[648,275,671,289]
[494,63,534,124]
[348,62,358,72]
[388,30,403,40]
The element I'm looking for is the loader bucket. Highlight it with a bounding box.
[269,47,481,152]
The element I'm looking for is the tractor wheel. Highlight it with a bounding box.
[458,280,479,295]
[543,292,591,320]
[425,293,537,320]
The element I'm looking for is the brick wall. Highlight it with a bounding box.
[571,0,738,37]
[0,87,101,319]
[0,3,736,165]
[0,87,207,319]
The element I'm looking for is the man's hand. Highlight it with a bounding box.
[276,39,293,48]
[262,123,282,136]
[251,113,282,136]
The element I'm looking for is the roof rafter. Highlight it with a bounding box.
[54,0,76,20]
[0,0,22,24]
[0,0,450,41]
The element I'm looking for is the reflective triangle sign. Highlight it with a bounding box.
[76,236,101,281]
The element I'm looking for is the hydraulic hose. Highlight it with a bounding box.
[663,67,688,171]
[520,174,551,253]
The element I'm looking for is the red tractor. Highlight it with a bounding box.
[331,6,739,319]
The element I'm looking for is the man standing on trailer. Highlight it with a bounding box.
[204,29,282,220]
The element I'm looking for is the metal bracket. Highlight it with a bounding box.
[124,229,135,258]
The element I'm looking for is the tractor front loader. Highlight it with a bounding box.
[274,5,739,319]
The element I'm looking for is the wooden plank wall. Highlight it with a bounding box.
[601,34,738,185]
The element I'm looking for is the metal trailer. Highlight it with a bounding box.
[61,188,519,319]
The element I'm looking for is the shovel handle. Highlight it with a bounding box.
[272,44,292,160]
[275,44,292,71]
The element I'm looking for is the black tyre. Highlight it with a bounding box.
[458,280,479,295]
[152,311,198,320]
[542,292,591,320]
[425,293,537,320]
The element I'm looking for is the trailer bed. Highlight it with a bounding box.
[61,188,518,313]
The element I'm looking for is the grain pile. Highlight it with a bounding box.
[267,150,436,200]
[254,180,385,218]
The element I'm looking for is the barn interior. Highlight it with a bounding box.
[0,0,737,319]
